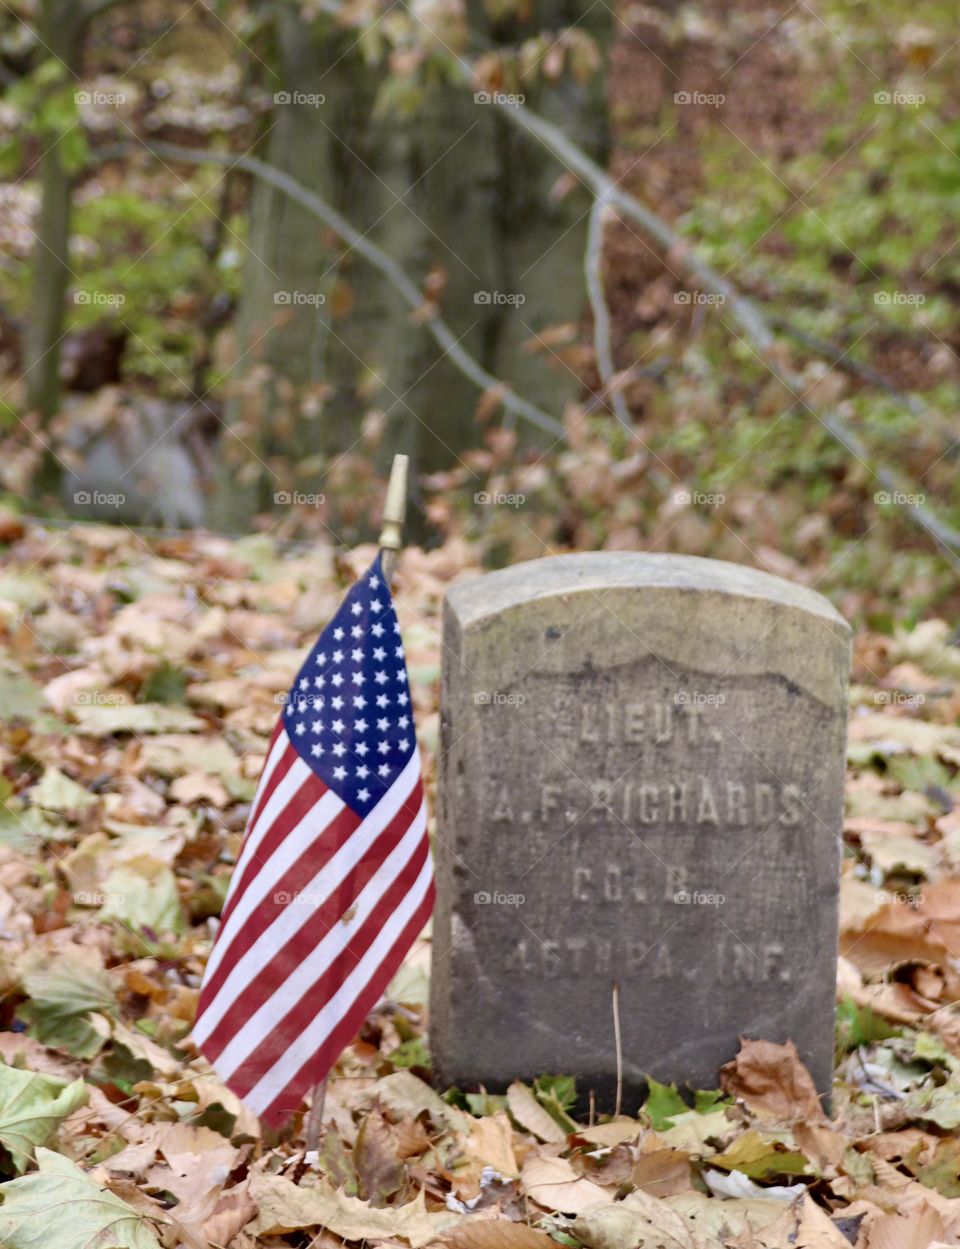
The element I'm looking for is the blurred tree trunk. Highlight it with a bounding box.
[24,0,85,421]
[208,11,346,528]
[475,0,610,419]
[212,0,609,532]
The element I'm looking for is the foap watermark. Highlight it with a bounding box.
[75,90,126,106]
[474,490,525,507]
[74,291,125,307]
[673,489,725,507]
[474,890,525,907]
[75,890,126,906]
[274,290,325,306]
[875,490,926,506]
[673,889,725,906]
[674,90,725,107]
[474,91,524,107]
[474,690,526,706]
[874,888,924,907]
[474,290,525,306]
[675,290,725,306]
[674,691,726,707]
[274,90,326,107]
[874,291,925,306]
[277,691,323,711]
[274,490,325,507]
[74,490,125,508]
[874,690,926,709]
[74,690,127,706]
[874,90,925,108]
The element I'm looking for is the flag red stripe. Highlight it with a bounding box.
[203,772,336,992]
[245,720,288,831]
[221,764,325,932]
[219,740,300,926]
[200,781,423,1062]
[224,829,431,1101]
[258,878,435,1127]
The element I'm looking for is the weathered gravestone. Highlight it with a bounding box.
[431,553,851,1108]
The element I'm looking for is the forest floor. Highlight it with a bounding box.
[0,515,957,1248]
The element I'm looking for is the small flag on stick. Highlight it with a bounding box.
[194,464,433,1127]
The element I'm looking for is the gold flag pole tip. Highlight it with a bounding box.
[378,454,409,552]
[378,455,409,583]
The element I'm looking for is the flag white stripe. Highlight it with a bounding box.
[229,752,312,889]
[212,791,426,1080]
[255,727,291,809]
[234,728,289,849]
[242,851,434,1114]
[202,788,344,989]
[207,752,312,975]
[195,751,421,1049]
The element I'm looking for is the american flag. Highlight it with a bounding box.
[193,555,433,1126]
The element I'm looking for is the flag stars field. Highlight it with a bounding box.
[268,564,417,806]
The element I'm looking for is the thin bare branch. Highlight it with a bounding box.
[484,84,960,560]
[98,141,564,439]
[585,193,631,430]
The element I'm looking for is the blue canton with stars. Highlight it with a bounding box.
[283,554,415,816]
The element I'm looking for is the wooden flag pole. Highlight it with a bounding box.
[303,454,410,1155]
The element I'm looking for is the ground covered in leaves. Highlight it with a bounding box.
[0,516,957,1249]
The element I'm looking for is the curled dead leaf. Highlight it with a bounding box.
[720,1040,827,1123]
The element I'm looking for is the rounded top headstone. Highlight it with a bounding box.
[447,552,848,627]
[433,550,851,1106]
[444,552,850,708]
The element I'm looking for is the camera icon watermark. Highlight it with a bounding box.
[874,291,925,306]
[274,291,326,306]
[874,490,925,506]
[274,91,325,107]
[75,90,126,106]
[473,690,527,706]
[474,91,525,107]
[673,889,725,906]
[674,91,725,107]
[874,90,924,107]
[74,291,125,307]
[674,690,726,706]
[274,490,325,507]
[74,690,126,706]
[274,890,325,905]
[874,889,924,907]
[673,489,725,506]
[874,690,925,709]
[473,890,525,906]
[474,490,525,506]
[278,691,324,711]
[74,490,125,508]
[474,290,525,306]
[674,291,725,305]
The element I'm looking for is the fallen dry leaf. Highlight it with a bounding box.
[632,1148,694,1198]
[867,1204,946,1249]
[506,1082,566,1144]
[439,1223,558,1249]
[521,1151,613,1215]
[247,1172,464,1245]
[574,1186,711,1249]
[720,1039,827,1123]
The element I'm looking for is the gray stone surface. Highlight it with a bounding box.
[431,553,851,1109]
